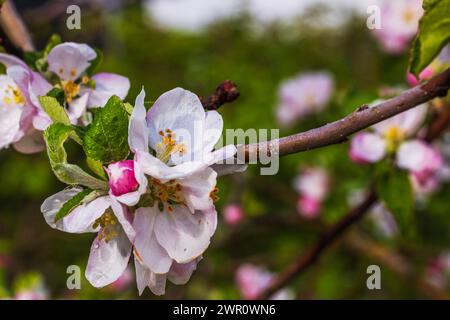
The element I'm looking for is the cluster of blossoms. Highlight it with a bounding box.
[424,252,450,290]
[0,39,242,295]
[0,42,129,153]
[235,264,294,300]
[293,167,330,218]
[349,100,444,196]
[276,72,334,126]
[372,0,423,55]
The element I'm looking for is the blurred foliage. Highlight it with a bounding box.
[0,1,449,299]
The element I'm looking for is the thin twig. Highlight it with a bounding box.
[0,0,34,52]
[257,189,377,299]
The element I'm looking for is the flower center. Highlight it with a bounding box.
[3,85,25,106]
[384,126,405,152]
[61,80,80,103]
[150,178,185,213]
[93,210,120,242]
[156,129,187,163]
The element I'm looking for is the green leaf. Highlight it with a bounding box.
[39,96,70,125]
[54,188,93,222]
[375,164,415,236]
[410,0,450,75]
[83,95,130,164]
[86,157,107,180]
[86,48,103,76]
[43,34,62,56]
[46,87,65,106]
[44,123,108,190]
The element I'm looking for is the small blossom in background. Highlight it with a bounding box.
[294,167,330,218]
[276,72,334,126]
[223,204,244,226]
[372,0,423,55]
[424,252,450,290]
[13,272,49,300]
[235,264,294,300]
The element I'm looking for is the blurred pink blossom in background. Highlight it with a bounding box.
[223,204,244,226]
[276,72,334,126]
[372,0,423,55]
[294,167,330,218]
[235,264,294,300]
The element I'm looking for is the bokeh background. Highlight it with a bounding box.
[0,0,449,299]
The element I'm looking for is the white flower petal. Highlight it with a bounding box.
[85,229,132,288]
[179,167,217,212]
[349,132,386,163]
[12,128,46,154]
[134,258,167,296]
[203,110,223,152]
[133,207,173,274]
[168,258,200,285]
[128,88,149,153]
[88,73,130,107]
[154,206,217,263]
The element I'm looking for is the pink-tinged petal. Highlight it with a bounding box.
[203,110,223,152]
[349,132,386,164]
[297,196,321,218]
[223,204,244,226]
[48,42,96,80]
[134,258,167,296]
[41,193,111,234]
[271,289,295,300]
[168,258,200,285]
[0,53,27,68]
[373,103,428,136]
[209,144,237,165]
[88,73,130,107]
[85,229,132,288]
[110,198,136,243]
[12,128,46,154]
[67,92,89,122]
[147,87,205,160]
[154,206,217,263]
[0,75,23,149]
[397,140,443,174]
[407,67,435,87]
[180,167,217,213]
[133,207,173,274]
[128,88,149,153]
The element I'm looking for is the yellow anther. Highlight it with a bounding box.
[156,128,187,163]
[149,178,186,212]
[384,126,406,153]
[93,210,120,242]
[61,80,80,103]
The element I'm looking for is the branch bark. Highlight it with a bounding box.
[239,67,450,162]
[0,0,34,52]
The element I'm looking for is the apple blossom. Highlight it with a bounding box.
[294,167,329,218]
[424,252,450,290]
[276,72,334,126]
[235,264,294,300]
[126,87,240,294]
[349,100,432,173]
[372,0,423,55]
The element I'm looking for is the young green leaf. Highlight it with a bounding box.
[44,123,108,190]
[83,95,130,164]
[54,188,93,222]
[86,48,103,76]
[46,87,65,106]
[410,0,450,75]
[39,96,70,125]
[86,157,107,180]
[375,164,415,236]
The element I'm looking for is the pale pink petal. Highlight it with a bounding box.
[88,73,130,108]
[349,132,386,164]
[168,259,200,285]
[134,258,167,296]
[12,128,46,154]
[48,42,96,80]
[179,167,217,213]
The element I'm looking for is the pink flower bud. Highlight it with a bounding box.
[407,67,435,87]
[297,195,321,218]
[107,160,139,196]
[224,204,244,225]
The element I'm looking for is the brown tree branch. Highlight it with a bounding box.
[239,67,450,162]
[0,0,34,52]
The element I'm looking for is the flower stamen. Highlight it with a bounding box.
[156,129,187,163]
